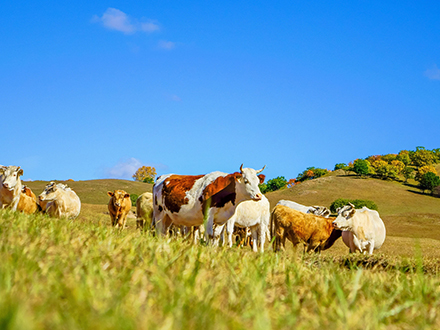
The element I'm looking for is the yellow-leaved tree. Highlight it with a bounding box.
[132,166,157,184]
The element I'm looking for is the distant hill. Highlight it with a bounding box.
[23,179,153,205]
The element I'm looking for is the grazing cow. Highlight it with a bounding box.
[332,203,386,254]
[136,192,153,229]
[17,186,39,214]
[108,190,131,229]
[277,200,331,218]
[224,195,270,252]
[38,182,81,219]
[271,204,341,252]
[0,165,24,211]
[153,164,265,242]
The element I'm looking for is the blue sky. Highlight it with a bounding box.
[1,1,439,182]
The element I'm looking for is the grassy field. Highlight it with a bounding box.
[0,173,439,329]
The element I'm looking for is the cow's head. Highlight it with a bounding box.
[311,206,331,218]
[108,190,130,207]
[235,164,265,202]
[39,182,58,202]
[1,166,23,191]
[332,203,356,230]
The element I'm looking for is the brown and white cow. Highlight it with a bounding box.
[108,190,132,229]
[17,186,39,214]
[271,204,341,252]
[39,182,81,219]
[0,165,24,211]
[153,164,265,242]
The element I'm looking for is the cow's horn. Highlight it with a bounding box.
[348,202,355,208]
[240,164,244,173]
[256,165,266,174]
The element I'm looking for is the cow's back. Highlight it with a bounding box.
[136,192,153,219]
[233,196,270,228]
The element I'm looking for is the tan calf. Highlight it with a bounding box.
[17,186,39,214]
[108,190,131,229]
[271,204,341,252]
[135,192,153,229]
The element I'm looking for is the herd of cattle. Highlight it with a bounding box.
[0,164,386,254]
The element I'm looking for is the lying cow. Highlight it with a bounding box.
[0,165,24,211]
[271,204,341,252]
[136,192,153,229]
[224,195,270,252]
[108,190,131,229]
[17,186,39,214]
[39,182,81,219]
[153,164,265,242]
[277,199,331,218]
[332,203,386,254]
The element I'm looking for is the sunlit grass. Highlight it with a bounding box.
[1,210,439,329]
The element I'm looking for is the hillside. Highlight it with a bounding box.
[24,179,153,205]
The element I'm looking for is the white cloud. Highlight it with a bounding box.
[158,40,176,50]
[93,8,160,35]
[424,64,440,80]
[103,158,142,179]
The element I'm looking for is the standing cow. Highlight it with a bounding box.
[0,165,24,211]
[153,164,265,242]
[108,190,132,229]
[39,182,81,219]
[332,203,386,254]
[224,195,270,252]
[271,204,341,252]
[136,192,153,229]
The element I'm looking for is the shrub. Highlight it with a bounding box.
[130,194,138,206]
[411,148,436,168]
[330,198,378,213]
[415,165,437,182]
[297,167,329,182]
[352,159,372,177]
[334,163,348,171]
[418,172,440,195]
[259,176,287,194]
[403,166,415,183]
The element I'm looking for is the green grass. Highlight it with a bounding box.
[1,210,440,329]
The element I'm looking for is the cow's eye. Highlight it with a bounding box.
[244,179,249,184]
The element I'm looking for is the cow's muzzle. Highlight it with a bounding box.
[253,194,262,201]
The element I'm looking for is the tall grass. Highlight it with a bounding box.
[1,210,439,329]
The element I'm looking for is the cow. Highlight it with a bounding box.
[271,204,341,252]
[277,199,331,218]
[224,195,270,252]
[38,182,81,219]
[108,190,131,229]
[332,203,386,254]
[136,192,153,229]
[153,164,266,243]
[0,165,24,211]
[17,186,39,214]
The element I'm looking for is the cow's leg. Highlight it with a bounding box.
[250,225,258,252]
[259,223,266,253]
[226,220,235,248]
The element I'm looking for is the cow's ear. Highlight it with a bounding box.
[124,193,130,198]
[258,174,265,184]
[107,191,114,197]
[17,168,24,177]
[348,209,356,218]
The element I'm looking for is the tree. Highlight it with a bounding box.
[390,160,405,174]
[260,176,287,193]
[352,159,372,177]
[411,149,435,168]
[415,165,437,182]
[296,167,329,182]
[132,166,157,183]
[402,166,415,183]
[287,178,297,188]
[396,150,411,166]
[334,163,348,171]
[371,160,399,180]
[418,172,440,195]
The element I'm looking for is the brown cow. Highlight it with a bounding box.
[108,190,131,229]
[271,204,341,252]
[17,186,39,214]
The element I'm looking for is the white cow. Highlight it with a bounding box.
[0,165,24,211]
[38,182,81,219]
[277,199,331,218]
[224,196,270,252]
[332,203,386,254]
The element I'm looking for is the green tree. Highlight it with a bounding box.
[396,150,411,166]
[411,149,435,168]
[330,198,378,213]
[334,163,348,171]
[352,159,372,177]
[260,176,287,193]
[402,166,415,183]
[418,172,440,195]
